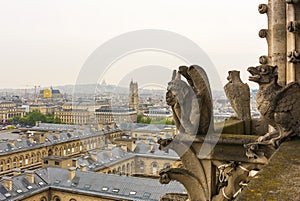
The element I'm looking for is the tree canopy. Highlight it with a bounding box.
[9,110,61,126]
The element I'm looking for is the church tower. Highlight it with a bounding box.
[258,0,300,85]
[129,80,138,112]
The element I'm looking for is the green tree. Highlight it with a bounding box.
[24,110,46,125]
[137,114,143,123]
[9,110,62,126]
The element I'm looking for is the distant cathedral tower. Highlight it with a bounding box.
[129,80,138,112]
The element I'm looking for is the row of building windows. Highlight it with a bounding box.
[105,161,171,176]
[0,136,106,173]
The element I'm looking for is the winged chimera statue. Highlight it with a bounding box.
[166,65,214,136]
[246,64,300,158]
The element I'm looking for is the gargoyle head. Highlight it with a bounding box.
[247,65,278,84]
[227,70,241,83]
[159,169,171,184]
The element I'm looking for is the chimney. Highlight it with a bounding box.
[34,132,45,143]
[3,177,12,191]
[90,152,97,162]
[72,158,78,168]
[80,164,87,171]
[120,144,128,152]
[68,167,76,180]
[12,168,22,176]
[25,170,35,184]
[54,132,61,139]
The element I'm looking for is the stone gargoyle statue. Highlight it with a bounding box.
[245,64,300,158]
[165,65,214,136]
[224,70,251,120]
[158,65,214,201]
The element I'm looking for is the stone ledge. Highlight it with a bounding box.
[237,140,300,200]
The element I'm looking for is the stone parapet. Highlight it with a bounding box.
[237,140,300,200]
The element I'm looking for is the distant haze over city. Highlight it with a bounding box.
[0,1,265,90]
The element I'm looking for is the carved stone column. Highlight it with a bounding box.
[259,0,300,85]
[259,0,287,85]
[286,0,300,83]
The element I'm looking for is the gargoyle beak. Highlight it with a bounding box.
[247,67,260,82]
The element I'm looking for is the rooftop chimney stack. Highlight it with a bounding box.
[80,164,87,171]
[68,167,76,180]
[12,168,22,176]
[25,170,35,184]
[3,177,12,191]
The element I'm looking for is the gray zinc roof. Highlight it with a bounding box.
[0,166,186,201]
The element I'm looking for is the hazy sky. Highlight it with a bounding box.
[0,0,267,90]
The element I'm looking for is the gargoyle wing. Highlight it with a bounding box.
[179,65,213,134]
[274,82,300,128]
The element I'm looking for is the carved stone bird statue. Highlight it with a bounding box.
[247,65,300,148]
[224,70,251,120]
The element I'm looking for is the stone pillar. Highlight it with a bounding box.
[286,0,300,83]
[259,0,287,85]
[259,0,300,85]
[271,0,287,86]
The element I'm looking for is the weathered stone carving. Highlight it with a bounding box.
[245,65,300,158]
[286,0,299,4]
[159,65,214,201]
[224,71,251,120]
[258,29,268,38]
[258,4,268,14]
[287,21,299,32]
[166,65,213,135]
[259,55,270,65]
[166,70,199,135]
[158,135,211,201]
[212,161,258,201]
[287,50,300,63]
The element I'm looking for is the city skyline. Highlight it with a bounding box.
[0,0,266,89]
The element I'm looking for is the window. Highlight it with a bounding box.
[139,161,144,173]
[19,158,23,167]
[25,156,29,165]
[112,188,120,193]
[54,180,61,184]
[40,196,47,201]
[164,163,171,168]
[143,192,151,198]
[13,158,17,168]
[102,187,109,191]
[55,161,60,166]
[152,162,158,175]
[129,191,137,195]
[6,159,10,170]
[53,196,61,201]
[44,160,48,164]
[0,161,3,172]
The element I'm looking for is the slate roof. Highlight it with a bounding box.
[77,143,179,172]
[78,147,136,171]
[31,123,80,132]
[118,123,175,133]
[0,167,186,201]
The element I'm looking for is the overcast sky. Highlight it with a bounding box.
[0,0,267,90]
